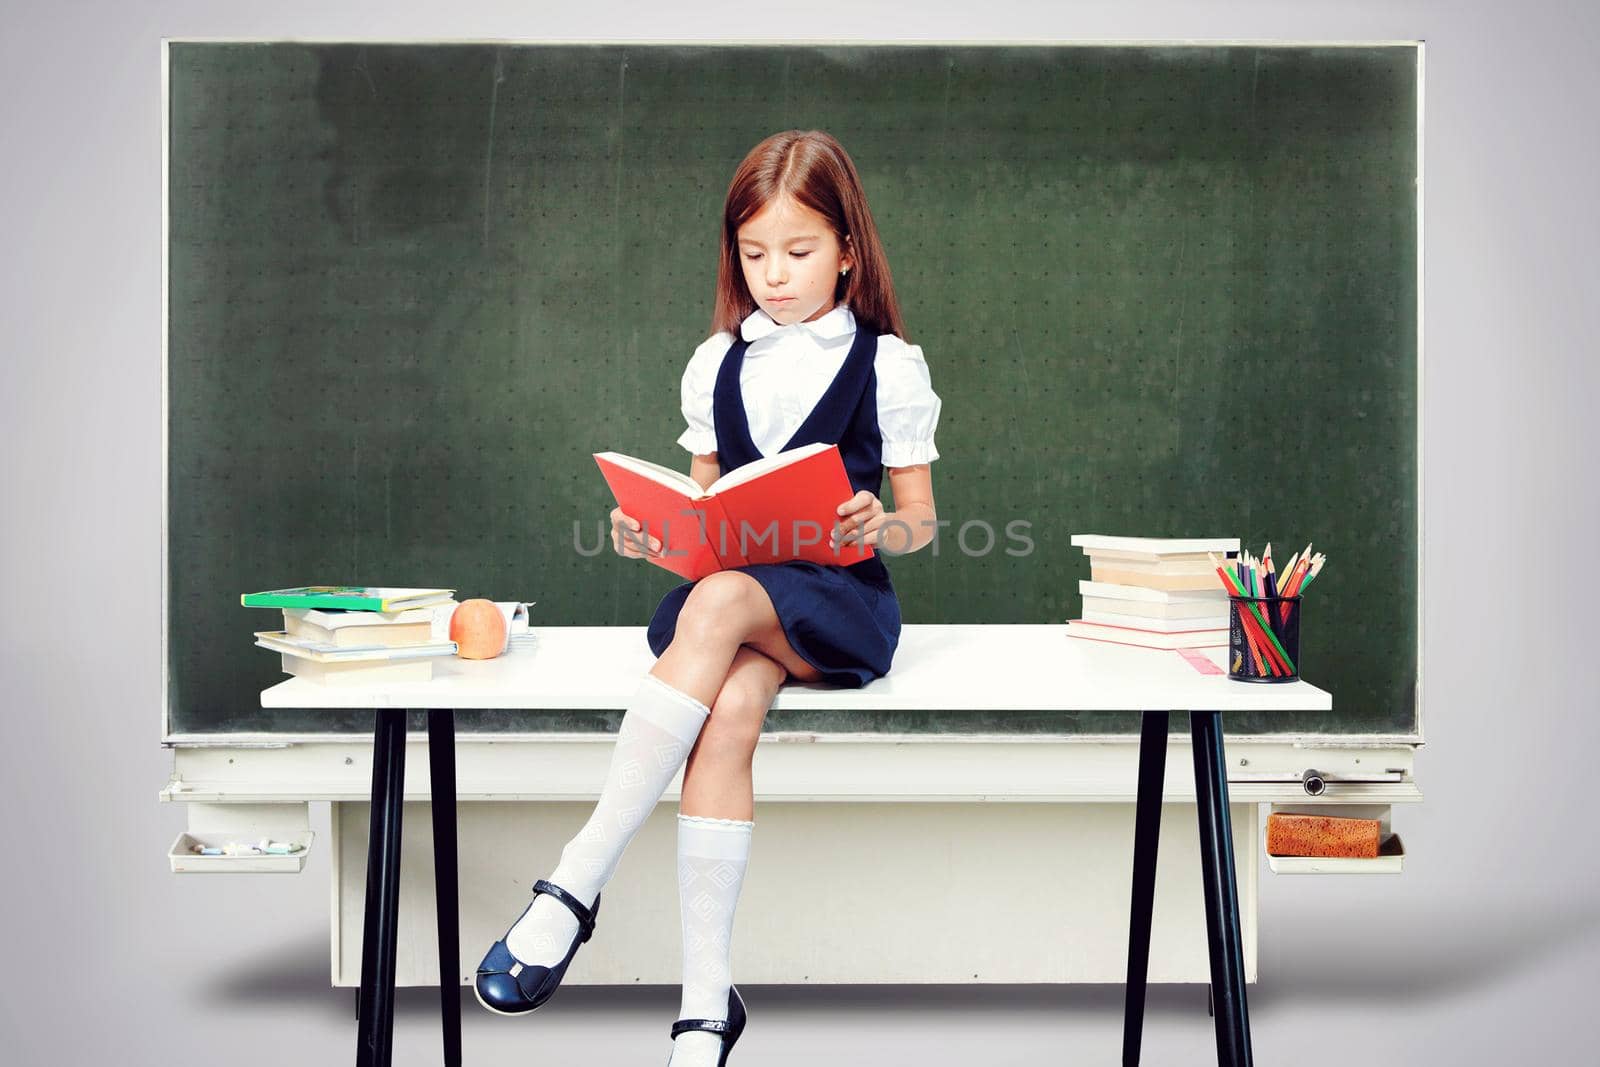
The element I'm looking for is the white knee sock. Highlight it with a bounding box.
[505,673,710,967]
[669,814,753,1067]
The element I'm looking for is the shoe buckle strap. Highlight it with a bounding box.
[532,878,597,941]
[670,1018,731,1038]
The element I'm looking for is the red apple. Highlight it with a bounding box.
[449,599,506,660]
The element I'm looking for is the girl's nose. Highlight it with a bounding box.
[765,259,786,286]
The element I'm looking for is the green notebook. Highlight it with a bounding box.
[240,586,456,612]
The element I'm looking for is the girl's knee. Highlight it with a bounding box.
[698,714,761,761]
[705,687,768,743]
[700,659,781,751]
[678,572,763,638]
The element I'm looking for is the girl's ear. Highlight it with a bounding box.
[841,232,854,273]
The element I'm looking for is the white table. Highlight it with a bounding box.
[263,624,1330,1067]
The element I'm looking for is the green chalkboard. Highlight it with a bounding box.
[165,43,1418,739]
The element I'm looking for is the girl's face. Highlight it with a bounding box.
[735,195,854,328]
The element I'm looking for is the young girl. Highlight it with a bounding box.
[475,129,942,1066]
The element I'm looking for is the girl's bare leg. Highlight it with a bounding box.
[652,569,820,688]
[679,646,785,818]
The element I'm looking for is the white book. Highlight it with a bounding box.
[1084,556,1224,574]
[284,615,435,648]
[1088,564,1228,593]
[1078,579,1227,604]
[1081,606,1230,632]
[284,605,443,628]
[282,655,434,686]
[1082,596,1227,622]
[254,630,458,663]
[1071,534,1241,559]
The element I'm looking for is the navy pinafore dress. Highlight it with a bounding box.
[645,325,901,687]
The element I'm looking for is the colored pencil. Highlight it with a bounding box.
[1238,584,1287,676]
[1277,543,1312,622]
[1208,553,1296,674]
[1243,614,1271,675]
[1296,553,1318,591]
[1230,559,1275,676]
[1280,549,1301,590]
[1298,553,1326,593]
[1243,552,1280,673]
[1288,558,1309,594]
[1276,563,1300,624]
[1214,560,1276,675]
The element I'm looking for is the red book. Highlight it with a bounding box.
[593,442,874,581]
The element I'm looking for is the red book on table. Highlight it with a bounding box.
[593,442,874,581]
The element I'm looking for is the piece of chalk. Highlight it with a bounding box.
[257,840,304,853]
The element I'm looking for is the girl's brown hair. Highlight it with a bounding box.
[710,130,908,342]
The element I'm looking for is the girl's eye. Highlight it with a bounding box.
[743,253,762,261]
[792,251,811,259]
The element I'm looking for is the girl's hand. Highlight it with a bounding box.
[611,506,661,559]
[831,490,887,551]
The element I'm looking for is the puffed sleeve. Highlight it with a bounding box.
[875,336,943,466]
[675,332,733,455]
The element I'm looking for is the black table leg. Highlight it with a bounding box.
[1122,710,1169,1067]
[357,708,407,1067]
[428,709,462,1067]
[1190,711,1254,1067]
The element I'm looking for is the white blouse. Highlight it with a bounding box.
[676,303,943,467]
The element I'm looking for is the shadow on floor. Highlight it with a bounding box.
[1251,893,1600,1008]
[197,893,1600,1018]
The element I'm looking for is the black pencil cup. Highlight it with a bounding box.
[1227,595,1302,683]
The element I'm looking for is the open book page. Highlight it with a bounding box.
[591,452,704,498]
[290,605,440,629]
[707,443,871,567]
[705,441,834,495]
[594,442,863,578]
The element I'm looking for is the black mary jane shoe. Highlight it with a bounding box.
[667,985,747,1066]
[473,879,602,1017]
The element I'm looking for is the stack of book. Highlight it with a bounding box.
[1066,535,1240,650]
[241,586,460,686]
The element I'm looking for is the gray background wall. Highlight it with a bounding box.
[1,1,1594,1065]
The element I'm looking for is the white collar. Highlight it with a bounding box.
[740,303,855,344]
